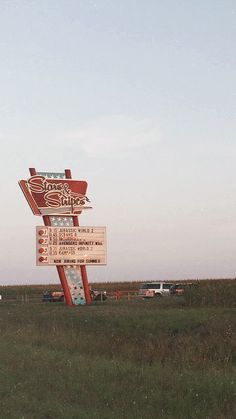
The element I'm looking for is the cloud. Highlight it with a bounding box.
[66,115,160,155]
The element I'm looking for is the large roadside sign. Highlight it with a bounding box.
[19,168,106,306]
[36,226,107,266]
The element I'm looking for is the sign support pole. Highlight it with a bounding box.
[29,168,73,306]
[64,169,91,305]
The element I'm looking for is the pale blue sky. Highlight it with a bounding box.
[0,0,236,284]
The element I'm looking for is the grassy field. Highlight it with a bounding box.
[0,282,235,419]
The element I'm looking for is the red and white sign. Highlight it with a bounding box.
[36,226,107,266]
[19,175,92,215]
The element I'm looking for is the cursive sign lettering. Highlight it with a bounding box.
[27,176,90,211]
[28,176,70,195]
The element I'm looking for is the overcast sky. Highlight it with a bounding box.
[0,0,236,285]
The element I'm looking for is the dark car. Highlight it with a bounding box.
[42,290,64,302]
[90,289,107,301]
[169,284,184,296]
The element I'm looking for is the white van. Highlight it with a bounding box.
[138,282,173,298]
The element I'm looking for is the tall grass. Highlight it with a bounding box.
[184,280,236,307]
[0,284,62,298]
[0,299,235,418]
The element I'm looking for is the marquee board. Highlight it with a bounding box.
[36,226,107,266]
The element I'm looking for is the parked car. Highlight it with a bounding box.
[169,284,184,296]
[90,289,107,301]
[138,282,173,298]
[42,290,64,302]
[169,283,198,296]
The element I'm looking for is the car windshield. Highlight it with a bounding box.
[140,283,160,289]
